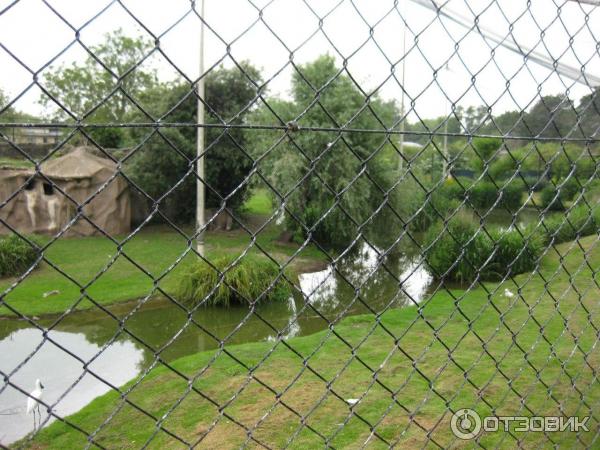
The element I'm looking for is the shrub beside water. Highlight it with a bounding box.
[424,202,600,283]
[542,204,598,245]
[177,254,292,307]
[424,213,493,283]
[425,214,543,283]
[558,177,580,202]
[487,228,543,277]
[409,179,469,232]
[467,182,498,210]
[540,185,564,210]
[466,180,525,211]
[0,234,38,278]
[540,178,581,211]
[500,181,527,211]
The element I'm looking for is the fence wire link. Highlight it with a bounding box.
[0,0,599,448]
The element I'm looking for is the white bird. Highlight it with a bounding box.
[26,379,44,431]
[504,288,515,299]
[346,398,359,406]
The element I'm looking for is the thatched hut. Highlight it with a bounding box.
[0,147,130,236]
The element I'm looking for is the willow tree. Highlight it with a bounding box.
[250,55,400,250]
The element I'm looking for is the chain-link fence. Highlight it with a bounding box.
[0,0,599,448]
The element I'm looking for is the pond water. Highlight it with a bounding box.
[479,206,541,229]
[0,242,432,445]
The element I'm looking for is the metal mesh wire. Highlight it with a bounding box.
[0,0,599,448]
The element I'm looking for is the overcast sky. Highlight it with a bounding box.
[0,0,599,121]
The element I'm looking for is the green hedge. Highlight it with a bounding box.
[177,254,292,307]
[0,234,38,278]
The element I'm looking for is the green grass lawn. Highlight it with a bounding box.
[0,157,35,168]
[242,188,274,216]
[23,236,600,448]
[0,222,324,317]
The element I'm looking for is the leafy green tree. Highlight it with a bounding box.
[128,63,261,223]
[524,95,577,138]
[40,29,158,147]
[460,136,503,174]
[577,87,600,138]
[0,88,7,110]
[250,55,399,249]
[458,105,488,132]
[489,110,524,136]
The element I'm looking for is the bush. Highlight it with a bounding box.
[466,180,525,211]
[410,189,463,232]
[582,180,600,204]
[487,228,543,277]
[425,213,544,283]
[440,178,467,201]
[467,181,498,209]
[0,234,38,277]
[569,204,597,237]
[543,205,597,245]
[540,185,564,211]
[471,137,502,171]
[558,177,580,202]
[522,175,547,192]
[424,213,493,283]
[541,178,583,211]
[89,127,124,148]
[499,180,526,211]
[177,254,292,307]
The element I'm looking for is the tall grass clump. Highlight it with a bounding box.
[177,254,292,307]
[0,234,38,277]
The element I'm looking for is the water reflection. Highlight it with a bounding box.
[0,241,433,445]
[299,267,338,309]
[298,243,432,315]
[0,328,142,444]
[399,259,433,302]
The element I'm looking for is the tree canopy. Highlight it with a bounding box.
[40,29,158,147]
[249,55,400,249]
[128,62,261,222]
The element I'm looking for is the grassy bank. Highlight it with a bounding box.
[24,236,599,448]
[0,222,324,317]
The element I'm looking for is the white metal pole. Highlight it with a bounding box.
[443,109,449,179]
[398,10,407,174]
[196,0,206,256]
[442,64,450,180]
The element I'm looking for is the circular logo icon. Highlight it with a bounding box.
[451,408,482,440]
